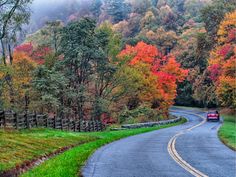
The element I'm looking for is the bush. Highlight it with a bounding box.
[119,105,158,124]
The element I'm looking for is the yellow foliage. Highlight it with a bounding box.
[217,10,236,43]
[0,51,37,110]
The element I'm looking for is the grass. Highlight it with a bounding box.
[0,129,98,172]
[218,114,236,150]
[172,106,207,111]
[21,118,186,177]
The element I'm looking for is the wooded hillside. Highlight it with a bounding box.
[0,0,235,124]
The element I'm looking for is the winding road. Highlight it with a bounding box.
[82,108,236,177]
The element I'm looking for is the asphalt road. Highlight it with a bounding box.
[82,108,236,177]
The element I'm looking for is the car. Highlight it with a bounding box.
[207,110,220,121]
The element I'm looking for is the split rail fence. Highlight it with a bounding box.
[0,111,105,132]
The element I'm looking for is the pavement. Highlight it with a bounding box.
[82,108,236,177]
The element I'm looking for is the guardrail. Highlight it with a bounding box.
[120,116,182,129]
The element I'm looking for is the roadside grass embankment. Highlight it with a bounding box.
[0,129,97,173]
[21,118,186,177]
[218,114,236,151]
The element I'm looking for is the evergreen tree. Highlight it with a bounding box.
[105,0,131,23]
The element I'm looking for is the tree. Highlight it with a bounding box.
[128,0,152,15]
[59,18,98,120]
[0,0,32,65]
[91,22,121,120]
[14,43,53,65]
[0,51,37,111]
[208,10,236,109]
[146,27,178,55]
[104,0,131,23]
[118,41,188,117]
[90,0,103,18]
[32,66,68,113]
[140,10,157,30]
[201,0,236,43]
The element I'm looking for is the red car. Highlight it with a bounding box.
[207,110,220,121]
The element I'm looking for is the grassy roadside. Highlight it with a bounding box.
[21,118,186,177]
[0,129,97,172]
[172,106,207,112]
[218,114,236,151]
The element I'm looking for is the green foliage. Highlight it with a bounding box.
[90,0,103,18]
[175,80,195,106]
[119,105,158,124]
[32,66,68,112]
[105,0,131,23]
[0,0,32,64]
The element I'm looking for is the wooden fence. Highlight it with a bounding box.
[0,111,105,132]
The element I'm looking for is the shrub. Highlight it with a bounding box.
[118,105,158,124]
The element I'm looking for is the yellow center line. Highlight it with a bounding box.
[168,111,208,177]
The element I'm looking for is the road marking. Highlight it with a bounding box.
[168,111,208,177]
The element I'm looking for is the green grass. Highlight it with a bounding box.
[218,114,236,150]
[21,118,186,177]
[0,129,97,172]
[172,106,207,111]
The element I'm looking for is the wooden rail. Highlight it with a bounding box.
[0,111,104,132]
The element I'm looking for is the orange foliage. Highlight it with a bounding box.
[0,51,37,109]
[118,41,160,65]
[118,41,188,113]
[208,10,236,108]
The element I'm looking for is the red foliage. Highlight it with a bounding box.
[118,41,160,65]
[32,46,52,64]
[218,44,232,58]
[101,113,116,125]
[14,43,53,65]
[14,43,34,56]
[208,64,221,82]
[228,28,236,42]
[118,41,188,112]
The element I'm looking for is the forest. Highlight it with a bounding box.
[0,0,235,124]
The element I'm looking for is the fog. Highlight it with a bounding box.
[28,0,93,33]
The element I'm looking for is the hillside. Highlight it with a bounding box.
[0,0,235,122]
[25,0,236,109]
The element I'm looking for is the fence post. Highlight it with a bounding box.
[15,113,19,130]
[3,111,6,128]
[26,113,30,129]
[61,118,63,130]
[72,120,76,132]
[46,115,49,128]
[0,111,5,128]
[54,116,56,129]
[35,113,38,127]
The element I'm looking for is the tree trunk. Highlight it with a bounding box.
[8,44,13,65]
[0,39,6,65]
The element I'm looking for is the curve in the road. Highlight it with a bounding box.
[168,111,208,177]
[82,109,236,177]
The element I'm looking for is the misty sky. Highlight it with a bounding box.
[28,0,90,32]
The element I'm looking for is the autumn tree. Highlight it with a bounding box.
[0,51,37,111]
[118,41,188,117]
[146,27,178,55]
[201,0,236,43]
[208,10,236,109]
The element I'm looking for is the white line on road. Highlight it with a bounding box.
[168,111,208,177]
